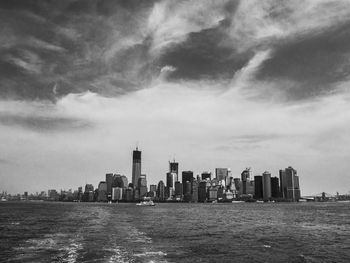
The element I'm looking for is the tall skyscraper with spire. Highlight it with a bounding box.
[169,160,179,182]
[132,147,141,188]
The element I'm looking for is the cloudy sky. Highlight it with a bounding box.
[1,0,350,195]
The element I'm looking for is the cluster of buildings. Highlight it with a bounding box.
[74,148,302,203]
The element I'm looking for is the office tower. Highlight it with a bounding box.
[157,180,165,201]
[279,169,286,198]
[84,184,94,202]
[106,173,114,198]
[150,184,157,192]
[208,186,218,201]
[228,177,234,190]
[271,177,280,198]
[246,180,255,196]
[132,147,141,188]
[138,174,148,198]
[48,189,59,201]
[215,168,228,181]
[198,181,207,202]
[134,189,140,201]
[281,166,300,201]
[112,174,120,187]
[97,181,107,202]
[182,171,194,195]
[233,178,241,193]
[175,181,183,198]
[167,187,174,199]
[112,187,123,201]
[225,169,232,188]
[84,184,94,192]
[241,168,250,195]
[201,171,211,181]
[122,175,128,186]
[184,181,192,202]
[293,174,301,200]
[169,161,179,181]
[125,188,134,202]
[166,172,176,189]
[191,180,198,202]
[262,171,272,200]
[113,174,128,189]
[78,186,83,201]
[254,175,263,199]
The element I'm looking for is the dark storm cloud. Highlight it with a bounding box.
[1,0,350,103]
[256,21,350,100]
[159,20,254,81]
[0,0,157,101]
[0,112,92,132]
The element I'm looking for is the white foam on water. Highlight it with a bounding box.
[64,240,83,263]
[133,250,169,263]
[23,236,58,250]
[16,233,83,263]
[108,246,133,263]
[134,251,167,257]
[126,227,153,244]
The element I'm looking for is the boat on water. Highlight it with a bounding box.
[231,200,244,204]
[136,198,155,206]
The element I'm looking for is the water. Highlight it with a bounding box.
[0,202,349,262]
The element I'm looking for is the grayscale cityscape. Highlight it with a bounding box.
[1,1,350,262]
[1,147,305,203]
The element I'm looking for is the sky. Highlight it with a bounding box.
[1,0,350,196]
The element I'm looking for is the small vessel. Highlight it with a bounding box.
[136,197,155,206]
[231,200,244,203]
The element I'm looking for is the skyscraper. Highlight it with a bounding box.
[241,168,250,195]
[198,181,207,202]
[138,174,147,198]
[106,173,114,198]
[182,171,194,195]
[215,168,228,181]
[169,160,179,182]
[191,180,198,202]
[279,169,287,198]
[271,177,280,198]
[113,174,128,189]
[175,181,183,199]
[132,147,141,188]
[262,171,272,200]
[201,172,211,181]
[150,184,157,192]
[157,180,165,201]
[166,172,176,189]
[283,166,300,201]
[97,181,107,202]
[254,175,263,199]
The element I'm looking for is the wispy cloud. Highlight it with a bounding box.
[228,0,350,52]
[147,0,229,55]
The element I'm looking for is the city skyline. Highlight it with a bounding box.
[1,0,350,195]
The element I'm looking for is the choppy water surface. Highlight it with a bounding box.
[0,202,349,262]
